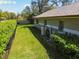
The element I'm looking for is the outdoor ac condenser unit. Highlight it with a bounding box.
[41,26,52,36]
[41,27,45,35]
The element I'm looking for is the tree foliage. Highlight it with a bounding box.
[0,10,16,21]
[50,0,79,6]
[31,0,51,15]
[21,6,31,20]
[31,0,79,15]
[21,0,79,22]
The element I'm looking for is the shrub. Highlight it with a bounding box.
[51,34,66,44]
[64,43,79,56]
[51,34,79,59]
[0,20,16,58]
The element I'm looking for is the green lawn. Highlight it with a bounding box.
[8,25,49,59]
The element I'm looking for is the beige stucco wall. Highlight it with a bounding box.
[38,17,79,31]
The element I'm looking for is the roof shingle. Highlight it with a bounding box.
[34,2,79,18]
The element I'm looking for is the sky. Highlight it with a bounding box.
[0,0,31,13]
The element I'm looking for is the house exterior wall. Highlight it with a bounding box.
[38,17,79,31]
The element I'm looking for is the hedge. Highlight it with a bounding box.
[51,34,79,59]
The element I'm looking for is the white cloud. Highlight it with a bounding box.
[24,4,31,8]
[0,0,16,4]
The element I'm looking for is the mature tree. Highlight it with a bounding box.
[0,9,2,17]
[17,14,23,20]
[31,1,39,15]
[60,0,73,6]
[21,6,31,19]
[37,0,50,13]
[31,0,51,15]
[9,12,16,19]
[50,0,79,7]
[0,12,8,20]
[0,10,16,20]
[22,6,31,15]
[0,9,2,12]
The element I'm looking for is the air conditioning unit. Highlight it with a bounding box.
[41,27,45,35]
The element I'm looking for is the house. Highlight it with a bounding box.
[33,2,79,36]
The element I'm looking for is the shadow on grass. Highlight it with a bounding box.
[24,25,64,59]
[19,25,67,59]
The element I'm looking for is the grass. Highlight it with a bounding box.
[29,27,66,59]
[8,24,49,59]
